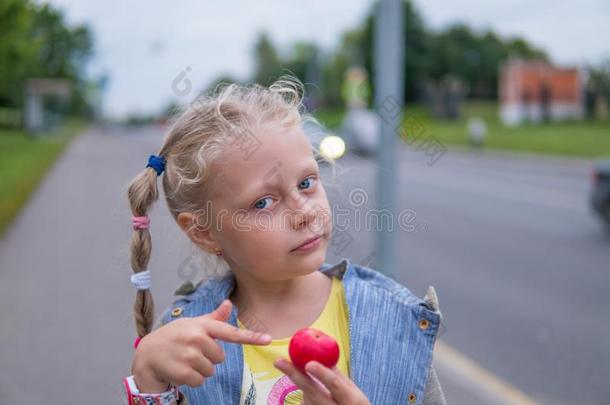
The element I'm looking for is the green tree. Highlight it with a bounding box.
[283,41,317,83]
[29,4,93,116]
[253,32,283,86]
[245,0,550,107]
[0,0,93,115]
[321,51,350,107]
[0,0,36,107]
[327,0,548,103]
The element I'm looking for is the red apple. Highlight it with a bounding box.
[288,327,340,371]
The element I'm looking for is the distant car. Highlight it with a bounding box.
[590,159,610,228]
[339,109,380,157]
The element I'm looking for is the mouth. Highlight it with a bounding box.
[291,234,324,252]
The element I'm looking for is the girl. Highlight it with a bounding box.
[123,76,446,405]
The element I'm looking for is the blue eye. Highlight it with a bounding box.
[299,176,316,190]
[252,177,316,210]
[253,197,273,210]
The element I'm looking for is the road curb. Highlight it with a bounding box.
[444,144,596,167]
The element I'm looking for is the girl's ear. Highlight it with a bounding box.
[177,211,219,254]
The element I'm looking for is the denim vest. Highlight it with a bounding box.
[159,258,442,405]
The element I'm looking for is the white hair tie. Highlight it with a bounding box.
[131,270,151,290]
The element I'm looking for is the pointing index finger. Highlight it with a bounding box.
[203,319,272,345]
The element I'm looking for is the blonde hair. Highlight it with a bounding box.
[126,75,340,338]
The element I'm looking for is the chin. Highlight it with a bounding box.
[290,248,327,273]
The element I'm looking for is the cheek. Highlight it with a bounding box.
[233,229,290,272]
[230,218,287,251]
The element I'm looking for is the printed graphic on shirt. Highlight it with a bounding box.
[241,365,304,405]
[238,276,351,405]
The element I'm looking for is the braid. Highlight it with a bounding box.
[127,160,162,338]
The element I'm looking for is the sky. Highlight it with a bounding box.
[41,0,610,120]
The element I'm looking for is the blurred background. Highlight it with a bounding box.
[0,0,609,404]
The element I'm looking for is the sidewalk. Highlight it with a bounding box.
[0,125,190,403]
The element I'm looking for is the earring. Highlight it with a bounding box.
[215,248,223,257]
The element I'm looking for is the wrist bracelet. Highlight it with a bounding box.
[123,375,181,405]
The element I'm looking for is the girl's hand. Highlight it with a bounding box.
[273,357,371,405]
[131,299,272,392]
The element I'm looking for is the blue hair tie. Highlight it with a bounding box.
[146,154,166,176]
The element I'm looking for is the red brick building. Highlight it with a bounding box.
[499,59,583,125]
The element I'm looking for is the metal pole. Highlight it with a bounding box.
[374,0,404,277]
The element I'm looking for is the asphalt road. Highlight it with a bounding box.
[0,125,608,404]
[322,142,610,404]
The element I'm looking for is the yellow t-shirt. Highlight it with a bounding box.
[236,276,351,405]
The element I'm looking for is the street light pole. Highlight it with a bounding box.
[374,0,404,277]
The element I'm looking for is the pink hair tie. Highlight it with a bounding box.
[134,336,142,349]
[132,215,150,230]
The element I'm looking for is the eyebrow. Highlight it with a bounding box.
[239,160,319,204]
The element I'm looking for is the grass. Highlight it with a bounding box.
[0,119,87,238]
[311,107,346,131]
[313,101,610,159]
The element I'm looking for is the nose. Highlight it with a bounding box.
[287,195,325,232]
[288,196,311,228]
[292,207,313,230]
